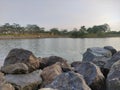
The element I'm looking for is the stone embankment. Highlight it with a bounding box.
[0,46,119,90]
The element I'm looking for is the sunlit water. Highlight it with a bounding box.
[0,37,120,66]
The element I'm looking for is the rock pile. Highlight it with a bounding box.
[0,46,119,90]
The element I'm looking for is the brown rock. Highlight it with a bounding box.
[0,83,15,90]
[39,56,68,69]
[0,72,5,86]
[3,48,39,73]
[39,56,72,72]
[0,72,15,90]
[41,63,62,87]
[1,63,29,74]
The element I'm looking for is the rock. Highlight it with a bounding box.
[83,47,112,62]
[4,48,40,73]
[39,56,68,68]
[82,47,112,78]
[91,58,110,78]
[0,72,15,90]
[41,63,62,87]
[0,72,6,86]
[45,71,91,90]
[1,63,29,74]
[0,83,15,90]
[39,88,57,90]
[5,70,42,90]
[39,56,71,72]
[74,62,105,90]
[71,61,82,68]
[55,62,72,72]
[107,60,120,90]
[104,46,117,55]
[105,51,120,70]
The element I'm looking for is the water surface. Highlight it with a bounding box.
[0,38,120,66]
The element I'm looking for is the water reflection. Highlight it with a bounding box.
[0,38,120,66]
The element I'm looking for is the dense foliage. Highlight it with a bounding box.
[0,23,119,38]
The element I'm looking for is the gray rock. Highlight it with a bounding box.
[107,60,120,90]
[104,46,117,55]
[83,47,112,62]
[1,63,29,74]
[82,47,112,78]
[91,58,110,78]
[39,88,57,90]
[71,61,82,68]
[105,51,120,70]
[45,71,91,90]
[4,48,40,73]
[5,70,42,90]
[74,62,105,90]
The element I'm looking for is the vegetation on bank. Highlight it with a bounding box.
[0,23,120,38]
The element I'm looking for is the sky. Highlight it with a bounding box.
[0,0,120,31]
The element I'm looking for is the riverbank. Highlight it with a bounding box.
[0,33,120,39]
[0,33,66,40]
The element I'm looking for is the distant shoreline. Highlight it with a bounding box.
[0,34,65,40]
[0,33,120,40]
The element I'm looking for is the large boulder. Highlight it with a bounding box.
[41,63,62,87]
[104,46,117,55]
[1,63,29,74]
[3,48,40,73]
[45,71,91,90]
[105,51,120,70]
[5,70,42,90]
[74,62,105,90]
[83,47,112,62]
[107,60,120,90]
[82,47,112,77]
[39,56,71,71]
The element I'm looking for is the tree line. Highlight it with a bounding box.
[0,23,119,38]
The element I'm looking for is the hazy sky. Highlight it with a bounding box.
[0,0,120,31]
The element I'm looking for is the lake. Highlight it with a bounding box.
[0,37,120,66]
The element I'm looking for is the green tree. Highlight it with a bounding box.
[11,23,23,33]
[25,24,41,33]
[79,26,87,36]
[87,24,110,34]
[69,28,79,38]
[1,23,14,34]
[50,28,60,35]
[60,29,68,35]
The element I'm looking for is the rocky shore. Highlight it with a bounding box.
[0,46,120,90]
